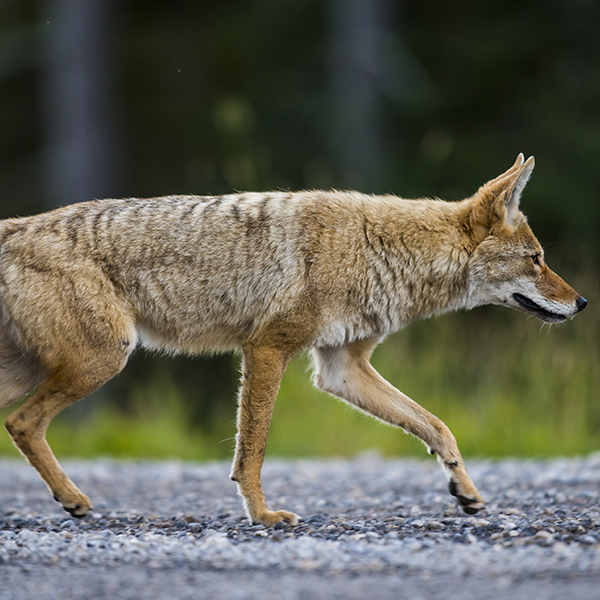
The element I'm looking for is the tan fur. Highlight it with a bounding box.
[0,154,586,524]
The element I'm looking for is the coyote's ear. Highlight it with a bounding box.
[502,156,534,222]
[468,155,535,244]
[482,154,534,222]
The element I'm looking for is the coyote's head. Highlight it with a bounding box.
[466,154,587,323]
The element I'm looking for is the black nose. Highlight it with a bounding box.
[576,296,588,312]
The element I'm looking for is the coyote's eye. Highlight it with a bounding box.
[531,253,540,266]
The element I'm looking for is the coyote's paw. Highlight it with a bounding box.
[448,479,485,515]
[252,509,300,527]
[53,491,93,518]
[438,456,484,515]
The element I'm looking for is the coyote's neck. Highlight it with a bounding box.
[358,196,472,330]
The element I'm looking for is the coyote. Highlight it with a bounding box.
[0,154,586,525]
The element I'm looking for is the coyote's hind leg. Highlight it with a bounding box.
[4,332,134,517]
[5,377,94,517]
[312,338,485,515]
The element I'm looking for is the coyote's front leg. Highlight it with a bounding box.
[312,338,484,514]
[230,344,300,527]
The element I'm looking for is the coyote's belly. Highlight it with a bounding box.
[124,259,309,354]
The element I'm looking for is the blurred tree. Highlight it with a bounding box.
[0,0,40,216]
[42,0,120,207]
[329,0,386,190]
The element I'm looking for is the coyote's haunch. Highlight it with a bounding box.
[0,155,586,525]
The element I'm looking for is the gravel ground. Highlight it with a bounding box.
[0,454,599,599]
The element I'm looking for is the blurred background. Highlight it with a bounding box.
[0,0,598,460]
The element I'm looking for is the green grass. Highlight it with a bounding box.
[0,270,597,461]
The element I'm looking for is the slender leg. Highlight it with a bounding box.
[312,338,484,514]
[5,376,96,516]
[230,344,299,526]
[5,340,133,516]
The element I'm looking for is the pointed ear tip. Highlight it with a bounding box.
[524,155,535,168]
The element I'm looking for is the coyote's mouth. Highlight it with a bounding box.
[512,293,566,323]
